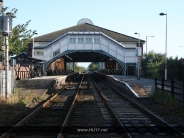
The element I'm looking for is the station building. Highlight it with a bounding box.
[28,19,145,75]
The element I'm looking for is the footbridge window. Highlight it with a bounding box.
[86,38,92,43]
[78,38,84,43]
[70,38,76,43]
[34,51,43,55]
[94,38,100,43]
[53,49,60,57]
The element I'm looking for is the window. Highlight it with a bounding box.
[34,51,43,55]
[66,62,73,71]
[94,38,100,43]
[78,38,84,43]
[70,38,76,43]
[98,62,106,70]
[53,49,60,57]
[86,38,92,43]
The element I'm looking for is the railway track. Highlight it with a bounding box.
[1,73,183,138]
[60,74,122,138]
[0,74,83,138]
[90,73,184,138]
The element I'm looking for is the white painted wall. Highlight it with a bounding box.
[33,32,137,64]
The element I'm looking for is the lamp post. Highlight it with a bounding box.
[135,32,140,80]
[160,12,167,80]
[0,15,13,98]
[32,32,38,58]
[146,36,154,57]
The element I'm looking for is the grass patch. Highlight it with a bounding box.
[9,88,36,105]
[153,87,178,108]
[0,88,36,114]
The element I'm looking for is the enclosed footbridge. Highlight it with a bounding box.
[31,19,145,75]
[34,31,139,73]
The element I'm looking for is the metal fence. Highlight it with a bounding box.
[0,69,14,97]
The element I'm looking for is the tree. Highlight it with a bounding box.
[9,21,36,55]
[141,50,165,78]
[167,56,180,80]
[88,62,98,71]
[74,63,86,73]
[141,50,181,80]
[0,7,36,58]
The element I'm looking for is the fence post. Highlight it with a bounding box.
[162,78,164,92]
[171,80,174,97]
[155,78,157,89]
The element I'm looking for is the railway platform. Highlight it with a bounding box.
[108,75,155,97]
[15,73,78,98]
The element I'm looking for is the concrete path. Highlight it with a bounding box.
[109,75,155,96]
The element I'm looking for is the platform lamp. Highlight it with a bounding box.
[0,14,13,99]
[134,32,141,80]
[159,12,167,80]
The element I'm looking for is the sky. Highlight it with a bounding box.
[3,0,184,68]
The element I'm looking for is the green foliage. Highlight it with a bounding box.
[153,88,177,108]
[74,63,86,72]
[167,56,180,80]
[9,21,36,55]
[17,100,26,106]
[12,88,35,106]
[142,50,181,80]
[0,51,2,61]
[88,62,98,71]
[0,7,37,56]
[141,51,165,78]
[0,7,18,17]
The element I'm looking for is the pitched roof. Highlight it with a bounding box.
[34,23,145,43]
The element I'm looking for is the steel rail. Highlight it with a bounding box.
[0,74,80,138]
[57,74,85,138]
[89,73,132,138]
[93,73,184,137]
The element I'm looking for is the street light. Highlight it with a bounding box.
[0,15,13,99]
[146,36,154,57]
[134,32,140,80]
[159,12,167,80]
[32,32,38,58]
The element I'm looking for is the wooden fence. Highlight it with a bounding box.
[155,78,184,104]
[15,71,40,80]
